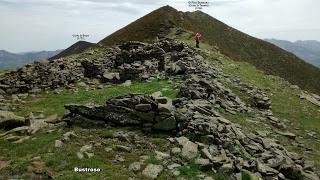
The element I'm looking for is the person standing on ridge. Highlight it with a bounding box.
[195,33,202,48]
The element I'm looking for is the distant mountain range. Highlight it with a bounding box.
[265,39,320,67]
[0,49,63,69]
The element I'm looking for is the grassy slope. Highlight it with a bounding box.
[178,32,320,170]
[1,80,179,179]
[221,57,320,168]
[1,78,227,179]
[49,41,95,60]
[99,6,180,46]
[14,80,177,117]
[0,126,170,179]
[181,11,320,95]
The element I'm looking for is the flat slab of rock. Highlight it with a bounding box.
[300,92,320,107]
[135,104,152,112]
[277,131,296,139]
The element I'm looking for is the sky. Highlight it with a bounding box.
[0,0,319,52]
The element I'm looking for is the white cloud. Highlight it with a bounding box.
[0,0,319,52]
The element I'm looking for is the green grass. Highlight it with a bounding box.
[177,31,213,51]
[178,159,200,179]
[0,126,176,179]
[222,59,320,133]
[14,80,177,117]
[1,79,179,179]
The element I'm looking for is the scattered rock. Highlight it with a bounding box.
[181,139,198,160]
[76,152,84,159]
[12,136,30,143]
[155,151,170,161]
[167,163,181,170]
[113,155,125,162]
[121,80,132,87]
[84,152,94,158]
[115,145,131,152]
[277,131,296,139]
[54,140,63,148]
[195,158,211,170]
[142,164,163,179]
[172,170,180,176]
[128,162,141,172]
[104,147,113,152]
[80,144,92,153]
[62,131,77,141]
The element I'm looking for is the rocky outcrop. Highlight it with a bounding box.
[61,91,319,179]
[63,94,177,131]
[0,60,84,94]
[300,92,320,107]
[0,39,219,95]
[0,110,25,129]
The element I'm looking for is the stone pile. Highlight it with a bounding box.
[165,134,319,180]
[0,113,60,143]
[178,74,248,113]
[61,92,319,179]
[230,76,271,109]
[171,98,319,180]
[0,60,84,94]
[229,76,288,130]
[63,94,177,131]
[0,39,201,94]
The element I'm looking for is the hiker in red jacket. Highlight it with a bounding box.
[195,33,202,48]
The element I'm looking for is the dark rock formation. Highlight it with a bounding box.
[64,94,177,131]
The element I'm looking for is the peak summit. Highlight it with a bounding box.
[156,5,177,12]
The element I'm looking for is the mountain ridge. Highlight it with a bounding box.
[265,39,320,67]
[48,41,95,60]
[0,49,62,69]
[96,6,320,94]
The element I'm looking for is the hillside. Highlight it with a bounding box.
[99,6,320,95]
[48,41,95,60]
[1,5,320,180]
[265,39,320,67]
[0,38,319,179]
[0,50,62,69]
